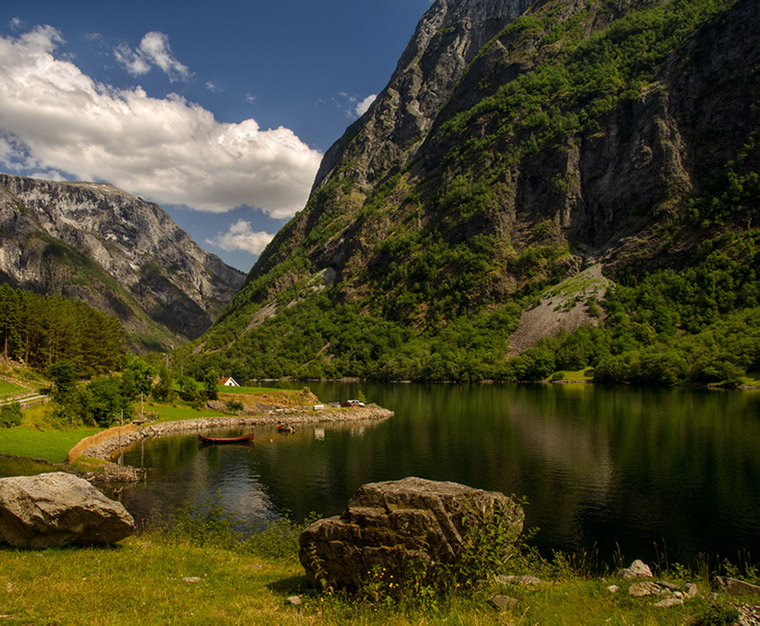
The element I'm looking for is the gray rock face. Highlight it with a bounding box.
[0,472,135,548]
[0,174,245,348]
[298,476,524,590]
[313,0,533,191]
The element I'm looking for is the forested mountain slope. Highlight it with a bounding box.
[184,0,759,384]
[0,174,245,352]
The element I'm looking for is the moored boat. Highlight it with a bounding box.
[198,432,254,444]
[276,423,296,434]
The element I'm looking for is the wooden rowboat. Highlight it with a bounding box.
[198,432,254,444]
[276,423,296,434]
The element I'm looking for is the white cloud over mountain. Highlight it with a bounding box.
[0,26,322,219]
[206,219,274,255]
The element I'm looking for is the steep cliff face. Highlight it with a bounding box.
[0,174,245,350]
[193,0,759,381]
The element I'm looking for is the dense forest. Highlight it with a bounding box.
[0,284,124,376]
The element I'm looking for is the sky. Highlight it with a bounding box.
[0,0,433,272]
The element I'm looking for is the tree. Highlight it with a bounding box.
[152,365,174,402]
[201,369,219,401]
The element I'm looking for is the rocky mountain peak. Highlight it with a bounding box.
[313,0,534,191]
[0,173,245,350]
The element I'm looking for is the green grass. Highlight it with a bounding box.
[0,453,60,478]
[219,385,302,395]
[0,380,26,398]
[0,533,753,625]
[143,402,228,422]
[0,426,99,463]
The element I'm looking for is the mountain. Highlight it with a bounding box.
[0,173,245,351]
[184,0,760,384]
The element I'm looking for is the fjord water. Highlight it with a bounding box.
[120,383,760,566]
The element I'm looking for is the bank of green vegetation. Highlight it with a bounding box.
[1,499,757,625]
[178,231,760,386]
[179,0,759,387]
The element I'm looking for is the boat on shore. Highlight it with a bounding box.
[198,432,254,444]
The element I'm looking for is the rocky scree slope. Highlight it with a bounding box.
[190,0,759,381]
[0,174,245,351]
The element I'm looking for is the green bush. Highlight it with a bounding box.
[0,402,22,428]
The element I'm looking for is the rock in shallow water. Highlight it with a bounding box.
[298,476,524,590]
[0,472,135,548]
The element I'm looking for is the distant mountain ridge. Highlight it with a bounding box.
[184,0,760,383]
[0,173,245,351]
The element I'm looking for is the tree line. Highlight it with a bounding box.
[0,284,124,376]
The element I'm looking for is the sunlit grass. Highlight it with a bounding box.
[142,402,228,422]
[0,534,748,625]
[0,425,99,463]
[0,379,25,398]
[220,385,303,395]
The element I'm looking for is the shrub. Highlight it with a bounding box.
[0,402,22,427]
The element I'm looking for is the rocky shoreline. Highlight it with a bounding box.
[72,405,394,469]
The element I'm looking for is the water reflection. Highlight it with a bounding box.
[119,383,760,566]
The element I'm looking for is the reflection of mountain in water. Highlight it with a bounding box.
[117,384,760,567]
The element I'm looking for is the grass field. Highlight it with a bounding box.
[0,426,99,463]
[0,379,26,398]
[0,532,752,625]
[142,402,228,422]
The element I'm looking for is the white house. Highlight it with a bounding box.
[218,377,240,387]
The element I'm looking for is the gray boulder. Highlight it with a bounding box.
[299,476,524,590]
[0,472,135,548]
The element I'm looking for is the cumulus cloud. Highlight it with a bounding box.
[206,219,274,255]
[114,31,190,80]
[356,94,376,117]
[0,26,322,218]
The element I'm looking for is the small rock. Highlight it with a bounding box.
[656,580,680,591]
[182,577,202,583]
[4,583,11,593]
[629,582,659,597]
[286,596,302,606]
[618,559,653,580]
[489,595,518,610]
[607,585,620,594]
[673,591,684,599]
[654,597,684,608]
[684,583,699,598]
[495,575,544,585]
[713,576,760,597]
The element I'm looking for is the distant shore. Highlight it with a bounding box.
[69,404,394,464]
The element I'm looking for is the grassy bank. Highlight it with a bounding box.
[1,529,756,625]
[0,426,100,464]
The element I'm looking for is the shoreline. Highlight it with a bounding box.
[69,404,394,466]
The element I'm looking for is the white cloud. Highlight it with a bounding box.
[0,26,322,218]
[356,94,376,117]
[115,31,190,81]
[206,219,274,255]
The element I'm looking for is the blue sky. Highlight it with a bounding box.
[0,1,432,271]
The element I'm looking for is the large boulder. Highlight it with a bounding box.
[0,472,135,548]
[299,476,524,590]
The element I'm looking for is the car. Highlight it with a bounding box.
[340,399,365,407]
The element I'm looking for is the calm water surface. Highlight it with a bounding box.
[119,382,760,566]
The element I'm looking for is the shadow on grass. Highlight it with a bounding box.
[0,542,126,553]
[266,574,311,595]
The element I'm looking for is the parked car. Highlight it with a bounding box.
[340,399,365,407]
